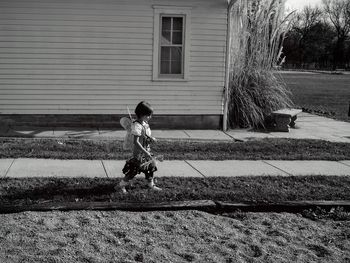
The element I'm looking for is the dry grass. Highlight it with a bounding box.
[0,210,349,262]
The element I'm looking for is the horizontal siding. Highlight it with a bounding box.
[0,104,222,110]
[0,53,225,61]
[0,97,223,104]
[0,80,225,86]
[0,36,154,44]
[0,89,222,96]
[0,60,224,67]
[0,64,224,72]
[0,43,153,49]
[0,85,224,90]
[0,75,224,81]
[0,70,224,78]
[0,31,153,39]
[0,109,221,115]
[0,0,227,115]
[0,25,154,33]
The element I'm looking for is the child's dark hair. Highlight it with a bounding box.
[135,101,153,118]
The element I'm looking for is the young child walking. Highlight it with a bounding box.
[118,101,162,193]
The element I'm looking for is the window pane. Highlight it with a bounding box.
[159,16,184,76]
[160,61,170,74]
[171,60,182,74]
[173,17,183,31]
[161,30,171,45]
[161,47,170,60]
[172,32,182,45]
[162,17,171,31]
[171,47,182,62]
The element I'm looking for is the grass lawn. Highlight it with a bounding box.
[280,72,350,122]
[1,137,349,161]
[1,210,349,262]
[2,176,350,206]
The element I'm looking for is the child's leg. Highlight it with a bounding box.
[118,158,140,193]
[118,178,129,194]
[144,166,161,191]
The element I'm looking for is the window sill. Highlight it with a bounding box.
[152,77,189,82]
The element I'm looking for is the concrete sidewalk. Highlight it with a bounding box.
[1,113,350,143]
[1,158,350,178]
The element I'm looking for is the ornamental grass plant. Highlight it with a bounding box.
[228,0,294,128]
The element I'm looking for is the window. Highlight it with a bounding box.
[160,16,184,75]
[153,6,191,81]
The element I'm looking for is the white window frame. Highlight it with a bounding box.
[152,5,191,81]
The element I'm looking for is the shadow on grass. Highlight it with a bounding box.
[1,176,350,206]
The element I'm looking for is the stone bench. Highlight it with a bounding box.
[271,108,302,132]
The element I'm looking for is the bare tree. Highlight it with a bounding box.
[322,0,350,69]
[290,6,323,67]
[293,5,323,33]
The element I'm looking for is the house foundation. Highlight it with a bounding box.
[0,114,222,129]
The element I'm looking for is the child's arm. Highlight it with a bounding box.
[134,136,152,158]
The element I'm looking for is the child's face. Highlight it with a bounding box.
[141,114,152,122]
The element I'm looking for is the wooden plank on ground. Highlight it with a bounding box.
[0,200,217,214]
[1,200,350,214]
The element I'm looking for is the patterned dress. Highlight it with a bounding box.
[122,120,157,181]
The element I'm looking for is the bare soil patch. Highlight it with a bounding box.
[0,210,349,263]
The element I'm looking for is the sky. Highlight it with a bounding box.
[285,0,322,11]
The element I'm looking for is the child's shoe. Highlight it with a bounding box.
[148,179,162,191]
[117,180,129,194]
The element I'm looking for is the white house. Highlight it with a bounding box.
[0,0,233,129]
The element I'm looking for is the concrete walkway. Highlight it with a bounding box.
[1,158,350,178]
[1,113,350,143]
[227,112,350,143]
[1,113,349,179]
